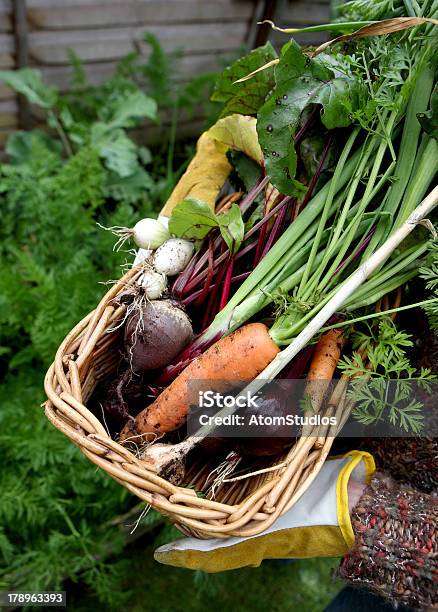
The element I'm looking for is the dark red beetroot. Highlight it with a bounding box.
[235,386,298,457]
[124,299,193,373]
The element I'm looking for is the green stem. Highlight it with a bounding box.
[344,269,418,311]
[272,241,428,344]
[393,138,438,228]
[297,128,359,295]
[361,60,435,259]
[49,110,73,157]
[349,242,428,305]
[319,297,438,333]
[320,163,396,295]
[302,135,376,299]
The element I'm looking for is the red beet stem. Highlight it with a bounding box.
[194,235,215,305]
[260,201,289,260]
[293,135,334,220]
[253,195,293,266]
[330,228,376,281]
[239,175,270,215]
[154,327,224,385]
[294,106,319,146]
[177,176,269,296]
[183,239,257,295]
[172,249,200,297]
[245,195,292,243]
[182,271,251,305]
[201,251,230,330]
[219,256,235,310]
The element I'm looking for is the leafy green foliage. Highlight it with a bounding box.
[0,65,158,187]
[169,198,245,253]
[339,318,435,433]
[69,550,341,611]
[217,204,245,253]
[211,42,278,117]
[420,239,438,332]
[336,0,405,21]
[257,40,366,195]
[102,90,157,128]
[418,83,438,139]
[169,197,219,240]
[6,129,62,162]
[0,68,57,108]
[227,149,263,194]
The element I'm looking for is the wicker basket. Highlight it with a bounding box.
[43,259,346,539]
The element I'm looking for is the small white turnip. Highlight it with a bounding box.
[131,218,170,249]
[153,238,194,276]
[99,218,170,251]
[137,269,167,300]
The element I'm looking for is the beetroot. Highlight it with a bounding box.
[236,388,297,457]
[124,300,193,373]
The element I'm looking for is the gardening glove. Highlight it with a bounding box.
[154,450,375,572]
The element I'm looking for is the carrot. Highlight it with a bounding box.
[119,322,280,442]
[307,329,345,382]
[304,329,345,418]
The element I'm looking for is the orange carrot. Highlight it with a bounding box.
[120,322,280,442]
[304,329,345,417]
[307,329,345,382]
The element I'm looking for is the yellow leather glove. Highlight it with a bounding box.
[154,451,375,572]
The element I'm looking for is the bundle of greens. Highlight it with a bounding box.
[115,2,438,460]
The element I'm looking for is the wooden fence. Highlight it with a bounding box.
[0,0,331,146]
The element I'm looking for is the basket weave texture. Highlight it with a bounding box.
[44,264,339,539]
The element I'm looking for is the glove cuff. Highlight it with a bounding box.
[336,450,375,548]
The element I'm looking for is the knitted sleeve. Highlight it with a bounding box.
[338,472,437,610]
[360,437,438,493]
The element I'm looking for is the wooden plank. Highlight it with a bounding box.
[13,0,32,129]
[39,51,234,92]
[136,23,249,56]
[27,0,250,7]
[268,0,331,48]
[0,11,11,33]
[0,1,10,31]
[0,32,14,67]
[0,52,13,67]
[270,30,329,48]
[0,98,18,127]
[0,127,14,148]
[0,32,14,53]
[27,22,249,65]
[135,117,207,145]
[27,1,255,29]
[276,3,330,27]
[0,83,14,99]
